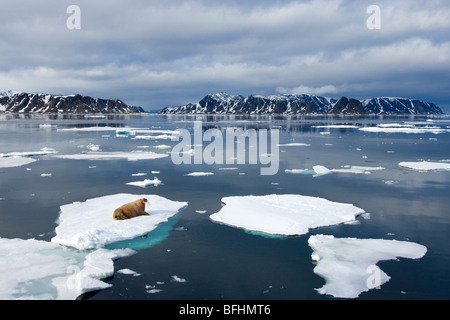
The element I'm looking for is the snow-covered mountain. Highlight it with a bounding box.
[0,91,143,114]
[159,93,443,115]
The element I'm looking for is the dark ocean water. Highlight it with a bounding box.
[0,114,449,300]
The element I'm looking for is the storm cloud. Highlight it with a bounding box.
[0,0,449,111]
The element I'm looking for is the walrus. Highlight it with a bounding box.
[113,198,150,220]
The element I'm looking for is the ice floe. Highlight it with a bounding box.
[209,194,365,236]
[0,156,37,168]
[0,148,57,157]
[359,123,450,134]
[399,161,450,171]
[308,235,427,299]
[0,237,134,300]
[52,193,188,250]
[186,172,214,176]
[285,165,385,176]
[312,125,359,129]
[126,178,162,188]
[277,142,311,147]
[53,151,168,161]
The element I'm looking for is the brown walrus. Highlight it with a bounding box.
[113,198,150,220]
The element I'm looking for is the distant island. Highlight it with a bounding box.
[159,92,444,115]
[0,91,145,114]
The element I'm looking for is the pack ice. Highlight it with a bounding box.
[209,194,365,236]
[52,193,188,250]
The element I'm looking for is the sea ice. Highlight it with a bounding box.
[277,142,311,147]
[399,161,450,171]
[0,156,37,168]
[209,194,365,236]
[359,124,450,134]
[126,178,162,188]
[52,193,188,250]
[0,237,134,300]
[285,165,385,176]
[53,151,168,161]
[186,172,214,176]
[308,235,427,299]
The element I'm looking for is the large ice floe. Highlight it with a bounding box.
[52,193,188,250]
[359,123,450,134]
[308,235,427,299]
[399,161,450,171]
[0,237,134,300]
[53,151,168,161]
[209,194,365,236]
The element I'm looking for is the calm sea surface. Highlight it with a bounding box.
[0,114,449,300]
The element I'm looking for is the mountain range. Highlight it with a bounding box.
[0,91,143,114]
[159,93,444,115]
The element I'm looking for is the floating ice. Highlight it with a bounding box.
[126,178,162,188]
[313,165,332,176]
[186,172,214,176]
[277,142,311,147]
[0,148,57,158]
[312,125,359,129]
[0,237,134,300]
[53,151,168,161]
[360,124,450,134]
[285,165,385,176]
[308,235,427,299]
[0,156,37,168]
[209,194,365,236]
[332,165,385,174]
[52,193,188,250]
[399,161,450,171]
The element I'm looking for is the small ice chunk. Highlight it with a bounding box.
[171,275,186,283]
[86,144,100,151]
[312,165,332,176]
[209,194,365,236]
[308,235,427,299]
[116,268,141,276]
[126,178,162,188]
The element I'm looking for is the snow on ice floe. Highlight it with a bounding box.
[209,194,365,236]
[53,151,168,161]
[0,237,134,300]
[308,235,427,299]
[126,178,162,188]
[51,193,188,250]
[399,161,450,171]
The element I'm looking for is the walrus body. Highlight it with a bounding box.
[113,198,149,220]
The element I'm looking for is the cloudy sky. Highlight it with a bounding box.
[0,0,449,111]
